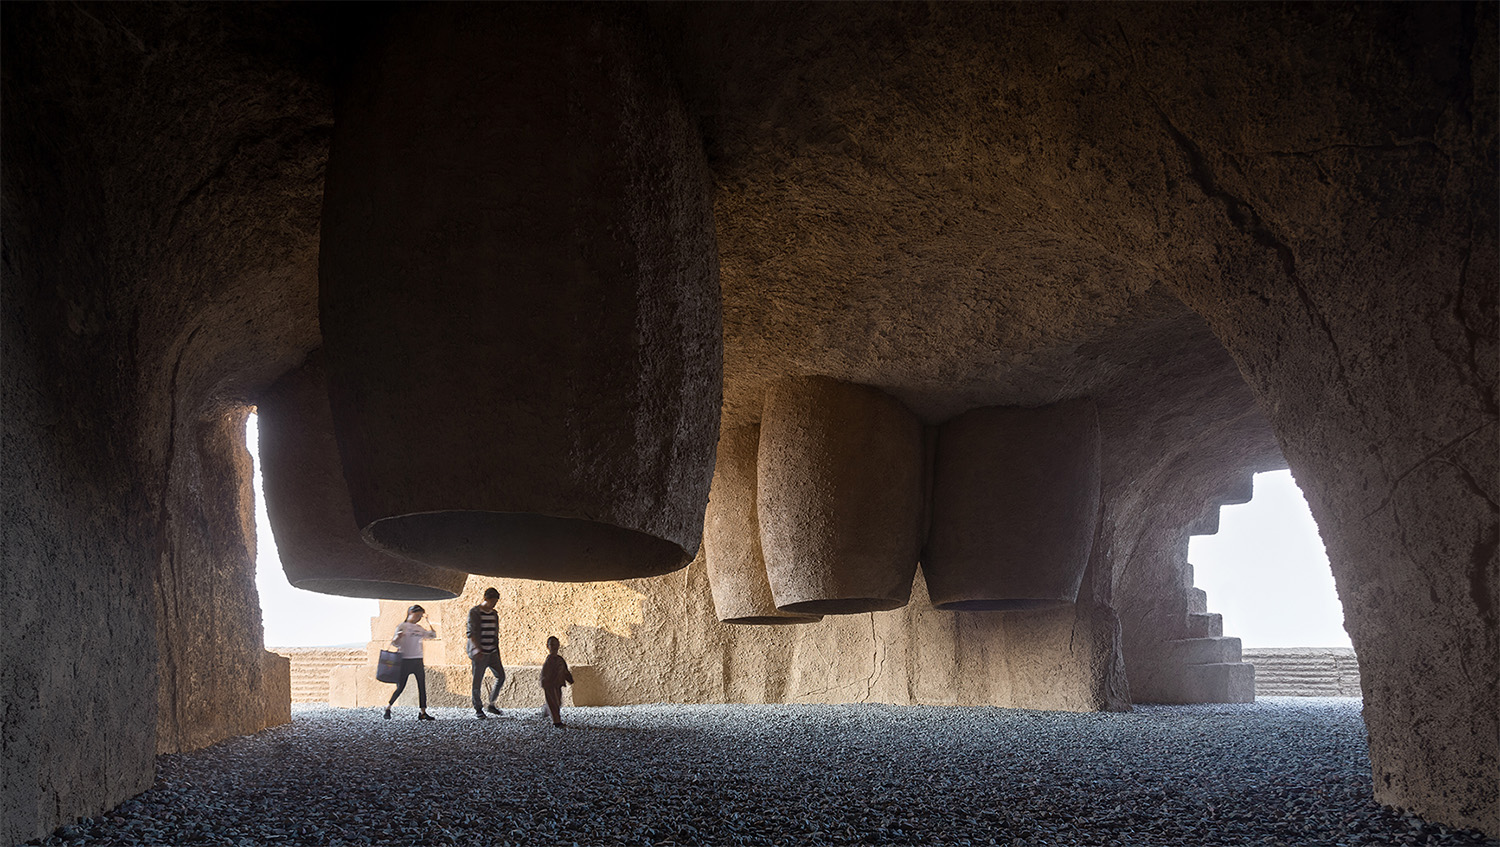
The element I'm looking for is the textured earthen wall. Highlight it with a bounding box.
[374,563,1119,712]
[2,5,328,842]
[4,3,1494,841]
[1112,5,1497,829]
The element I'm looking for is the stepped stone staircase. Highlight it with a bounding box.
[1243,648,1362,697]
[272,648,367,703]
[1156,577,1255,703]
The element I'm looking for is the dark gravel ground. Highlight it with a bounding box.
[29,698,1499,846]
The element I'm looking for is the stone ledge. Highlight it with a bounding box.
[1243,648,1361,697]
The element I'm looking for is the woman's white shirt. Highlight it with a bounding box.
[393,622,436,659]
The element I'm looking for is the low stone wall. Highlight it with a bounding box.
[277,646,1361,705]
[1243,648,1361,697]
[329,663,602,711]
[271,648,367,703]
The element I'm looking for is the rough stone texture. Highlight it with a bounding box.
[704,426,821,625]
[271,649,367,703]
[153,408,294,756]
[257,355,465,600]
[925,400,1102,611]
[366,567,1122,715]
[2,4,326,842]
[318,4,722,583]
[1112,5,1499,829]
[327,663,601,711]
[1246,648,1364,698]
[4,3,1495,839]
[758,377,926,615]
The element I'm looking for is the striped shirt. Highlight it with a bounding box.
[467,606,500,654]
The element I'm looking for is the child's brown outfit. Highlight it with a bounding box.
[539,653,574,726]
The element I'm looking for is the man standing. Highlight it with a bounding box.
[467,586,505,719]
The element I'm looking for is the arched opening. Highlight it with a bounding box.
[245,412,378,650]
[1189,470,1360,697]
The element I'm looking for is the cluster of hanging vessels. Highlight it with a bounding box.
[259,6,1103,620]
[703,375,1101,624]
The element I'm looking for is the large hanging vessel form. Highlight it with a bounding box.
[923,399,1101,610]
[704,425,822,625]
[757,376,925,615]
[318,5,722,582]
[256,354,467,600]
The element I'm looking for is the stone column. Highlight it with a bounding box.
[704,425,821,625]
[758,376,924,615]
[318,5,722,582]
[924,400,1101,610]
[257,355,466,600]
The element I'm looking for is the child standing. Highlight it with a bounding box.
[386,604,438,721]
[539,635,574,728]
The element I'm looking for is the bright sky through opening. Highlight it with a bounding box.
[248,413,379,648]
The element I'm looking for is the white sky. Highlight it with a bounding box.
[248,414,379,648]
[1189,470,1351,648]
[245,416,1349,650]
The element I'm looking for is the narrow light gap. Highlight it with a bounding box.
[245,411,379,648]
[1188,470,1352,649]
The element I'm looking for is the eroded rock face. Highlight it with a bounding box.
[2,3,1493,841]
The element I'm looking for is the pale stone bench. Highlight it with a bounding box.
[329,662,602,710]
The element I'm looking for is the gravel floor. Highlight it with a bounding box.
[30,698,1498,846]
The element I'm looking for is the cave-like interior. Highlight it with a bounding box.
[2,3,1495,842]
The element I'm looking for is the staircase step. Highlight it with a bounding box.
[1216,475,1255,506]
[1186,612,1222,638]
[1187,510,1220,536]
[1180,662,1255,703]
[1165,636,1242,665]
[1187,587,1209,614]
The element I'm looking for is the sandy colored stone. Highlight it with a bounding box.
[3,3,1494,840]
[318,4,721,583]
[925,399,1102,611]
[363,566,1119,713]
[704,425,821,625]
[757,376,925,615]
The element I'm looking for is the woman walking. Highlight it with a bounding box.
[386,604,438,721]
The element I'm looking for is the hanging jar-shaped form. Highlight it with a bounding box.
[318,5,722,581]
[923,399,1101,610]
[705,425,822,625]
[757,376,925,615]
[257,354,468,600]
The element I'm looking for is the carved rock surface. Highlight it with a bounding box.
[3,3,1493,842]
[925,399,1102,611]
[704,426,821,625]
[256,355,466,600]
[758,377,925,615]
[318,5,721,582]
